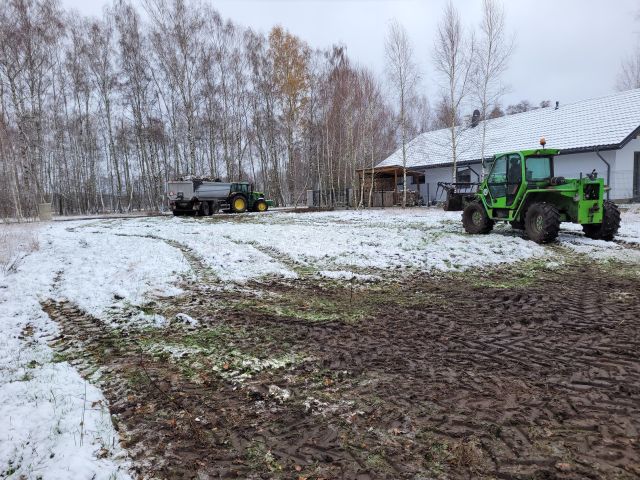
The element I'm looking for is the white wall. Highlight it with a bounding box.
[411,148,636,202]
[420,163,483,203]
[613,137,640,199]
[553,150,616,197]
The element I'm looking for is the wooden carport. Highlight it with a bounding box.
[356,166,424,207]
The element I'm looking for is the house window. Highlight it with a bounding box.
[456,169,471,183]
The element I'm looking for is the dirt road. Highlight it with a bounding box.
[43,257,640,479]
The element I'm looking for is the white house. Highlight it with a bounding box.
[375,88,640,203]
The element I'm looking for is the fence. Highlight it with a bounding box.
[306,188,423,208]
[306,189,355,208]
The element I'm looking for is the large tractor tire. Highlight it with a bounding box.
[230,195,247,213]
[582,200,620,241]
[462,201,494,234]
[524,202,560,243]
[254,200,268,213]
[199,201,210,217]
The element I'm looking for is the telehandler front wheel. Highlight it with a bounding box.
[582,200,620,241]
[524,202,560,244]
[462,202,494,234]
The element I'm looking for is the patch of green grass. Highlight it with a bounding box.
[468,257,560,289]
[245,440,283,473]
[416,430,451,476]
[52,351,71,363]
[228,290,371,324]
[139,303,157,315]
[126,369,150,388]
[365,453,390,472]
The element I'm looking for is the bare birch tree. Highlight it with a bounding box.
[433,1,475,183]
[385,19,419,207]
[617,50,640,91]
[473,0,512,173]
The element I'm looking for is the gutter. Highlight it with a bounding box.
[595,149,611,200]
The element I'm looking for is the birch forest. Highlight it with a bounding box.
[0,0,418,218]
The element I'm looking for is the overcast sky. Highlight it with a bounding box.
[61,0,639,108]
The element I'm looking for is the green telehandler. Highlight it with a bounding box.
[461,140,621,244]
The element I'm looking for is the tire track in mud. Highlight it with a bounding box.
[41,299,263,478]
[73,225,221,284]
[41,299,371,479]
[235,238,314,278]
[212,263,640,479]
[41,258,640,479]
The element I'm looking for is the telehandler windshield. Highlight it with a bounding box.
[525,157,552,181]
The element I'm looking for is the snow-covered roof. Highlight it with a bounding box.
[377,88,640,169]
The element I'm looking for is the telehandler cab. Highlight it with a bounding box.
[462,139,620,244]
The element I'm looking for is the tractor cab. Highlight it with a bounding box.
[231,182,251,195]
[484,149,559,211]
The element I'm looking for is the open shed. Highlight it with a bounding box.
[356,166,425,206]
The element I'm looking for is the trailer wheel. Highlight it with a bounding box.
[254,200,268,212]
[524,202,560,243]
[199,201,210,216]
[582,200,620,241]
[231,195,247,213]
[462,201,494,234]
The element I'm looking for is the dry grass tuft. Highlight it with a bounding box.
[0,224,41,275]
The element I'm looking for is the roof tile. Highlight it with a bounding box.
[377,88,640,169]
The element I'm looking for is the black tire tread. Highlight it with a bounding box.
[524,202,560,244]
[583,200,620,241]
[462,202,494,234]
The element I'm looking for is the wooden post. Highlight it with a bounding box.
[394,169,397,206]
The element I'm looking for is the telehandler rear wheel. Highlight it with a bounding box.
[524,202,560,243]
[462,202,494,234]
[582,200,620,241]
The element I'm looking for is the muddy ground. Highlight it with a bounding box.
[42,243,640,480]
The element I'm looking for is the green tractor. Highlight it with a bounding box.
[462,141,621,244]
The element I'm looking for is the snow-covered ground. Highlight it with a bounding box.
[0,223,188,479]
[1,206,639,478]
[82,207,640,280]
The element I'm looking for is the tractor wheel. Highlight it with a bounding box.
[510,220,525,230]
[199,201,210,217]
[524,202,560,243]
[462,202,494,234]
[582,200,620,241]
[231,195,247,213]
[254,200,268,213]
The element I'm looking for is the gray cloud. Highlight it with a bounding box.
[62,0,639,108]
